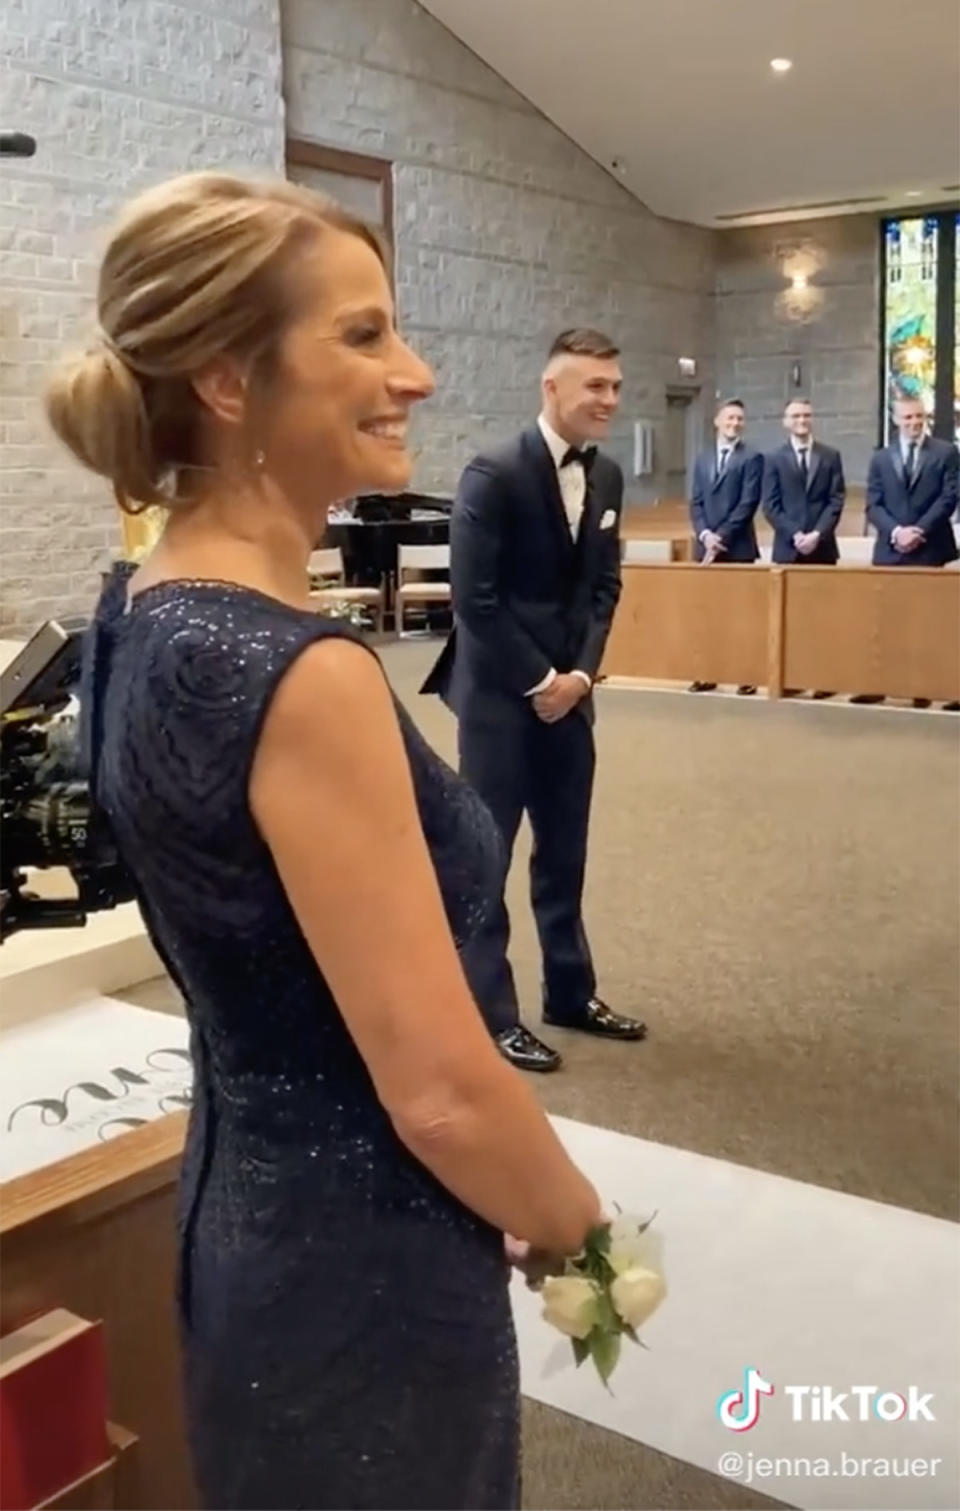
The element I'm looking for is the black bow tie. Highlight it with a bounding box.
[560,445,597,473]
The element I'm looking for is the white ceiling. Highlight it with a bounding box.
[419,0,960,226]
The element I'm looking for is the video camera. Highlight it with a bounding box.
[0,621,135,940]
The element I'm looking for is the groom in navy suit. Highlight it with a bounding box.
[688,396,763,694]
[422,329,646,1073]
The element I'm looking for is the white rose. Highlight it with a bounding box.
[610,1265,666,1330]
[541,1275,601,1340]
[607,1217,664,1278]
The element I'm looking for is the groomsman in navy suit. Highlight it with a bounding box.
[762,398,846,565]
[866,397,958,568]
[761,398,846,698]
[688,397,763,694]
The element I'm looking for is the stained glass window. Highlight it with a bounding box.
[883,217,939,442]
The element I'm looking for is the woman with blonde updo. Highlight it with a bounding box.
[46,173,600,1509]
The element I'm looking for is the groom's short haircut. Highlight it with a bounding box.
[548,328,620,362]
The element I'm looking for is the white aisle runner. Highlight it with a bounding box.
[511,1118,959,1510]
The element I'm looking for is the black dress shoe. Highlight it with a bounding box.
[543,998,647,1041]
[689,680,717,692]
[495,1025,562,1073]
[912,697,932,709]
[736,684,757,696]
[812,689,834,700]
[943,701,960,712]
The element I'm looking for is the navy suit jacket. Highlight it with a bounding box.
[866,438,959,567]
[421,426,623,724]
[761,442,845,564]
[690,444,762,562]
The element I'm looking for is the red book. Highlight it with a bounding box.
[0,1310,110,1510]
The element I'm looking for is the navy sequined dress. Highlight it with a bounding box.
[83,568,521,1510]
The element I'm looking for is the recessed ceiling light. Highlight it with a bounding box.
[904,190,923,198]
[770,58,793,73]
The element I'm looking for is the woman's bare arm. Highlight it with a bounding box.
[249,637,600,1253]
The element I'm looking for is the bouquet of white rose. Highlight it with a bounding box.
[526,1213,666,1388]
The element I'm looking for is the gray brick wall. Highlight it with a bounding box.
[715,215,880,483]
[282,0,716,502]
[2,0,885,635]
[0,0,285,635]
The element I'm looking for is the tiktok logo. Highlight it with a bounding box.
[717,1368,775,1432]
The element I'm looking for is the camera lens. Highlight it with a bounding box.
[14,782,95,868]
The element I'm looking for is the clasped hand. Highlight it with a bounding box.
[533,672,588,724]
[892,524,925,553]
[701,530,726,564]
[792,530,821,556]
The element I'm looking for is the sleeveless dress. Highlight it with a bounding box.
[82,568,521,1510]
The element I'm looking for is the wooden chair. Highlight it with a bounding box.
[307,547,385,631]
[394,543,451,636]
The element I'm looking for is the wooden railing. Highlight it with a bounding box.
[601,563,960,704]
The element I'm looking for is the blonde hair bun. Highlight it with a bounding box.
[44,172,384,513]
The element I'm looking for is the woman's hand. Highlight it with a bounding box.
[504,1234,566,1289]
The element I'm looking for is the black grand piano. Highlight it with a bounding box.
[323,490,453,632]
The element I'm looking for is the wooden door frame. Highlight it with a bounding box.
[285,139,394,239]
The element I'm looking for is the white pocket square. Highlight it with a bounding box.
[599,509,617,530]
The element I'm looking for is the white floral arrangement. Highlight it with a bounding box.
[530,1213,666,1388]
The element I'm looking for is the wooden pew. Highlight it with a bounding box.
[602,563,960,704]
[1,1121,195,1509]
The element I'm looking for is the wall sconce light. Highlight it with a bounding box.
[678,356,697,378]
[791,272,809,291]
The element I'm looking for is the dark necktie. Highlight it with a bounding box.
[907,442,917,481]
[718,447,731,477]
[561,445,596,475]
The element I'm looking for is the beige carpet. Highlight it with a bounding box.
[131,641,959,1509]
[387,643,960,1224]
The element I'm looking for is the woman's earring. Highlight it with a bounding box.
[253,449,266,469]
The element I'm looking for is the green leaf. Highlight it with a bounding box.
[585,1222,612,1255]
[596,1252,617,1284]
[579,1250,609,1286]
[595,1288,620,1337]
[572,1336,590,1368]
[590,1328,622,1390]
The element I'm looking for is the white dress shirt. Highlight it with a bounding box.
[699,442,735,543]
[791,436,813,468]
[538,414,587,540]
[526,416,594,697]
[900,436,923,474]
